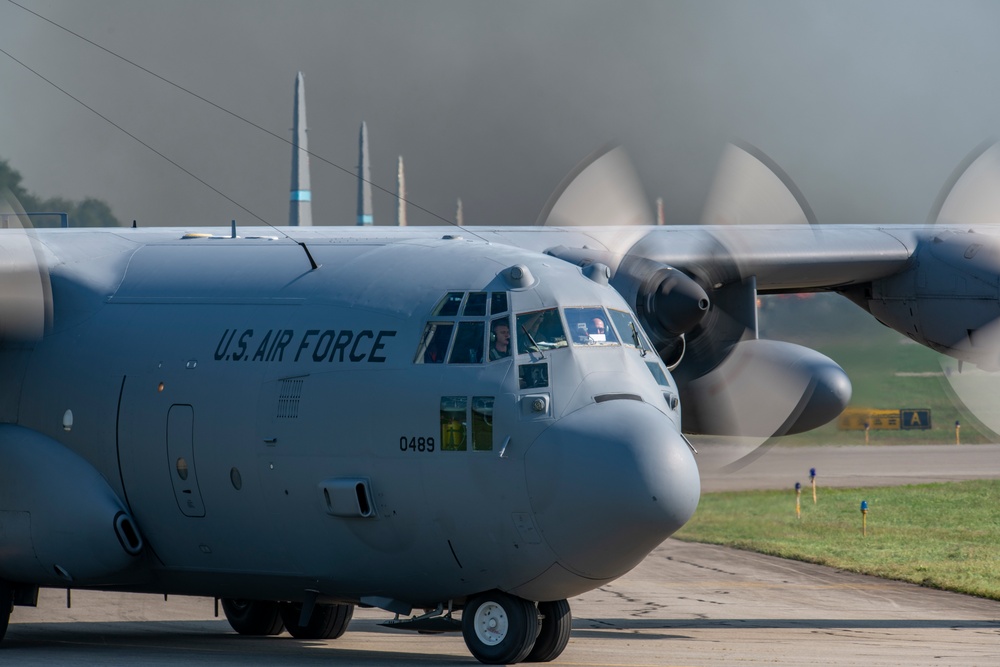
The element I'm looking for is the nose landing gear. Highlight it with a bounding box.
[461,590,571,664]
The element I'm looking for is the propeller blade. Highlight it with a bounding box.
[537,145,653,228]
[930,141,1000,439]
[679,144,834,462]
[930,140,1000,227]
[701,141,818,228]
[0,189,52,341]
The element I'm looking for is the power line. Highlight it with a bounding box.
[0,44,283,234]
[5,0,458,227]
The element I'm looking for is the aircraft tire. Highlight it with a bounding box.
[523,599,571,662]
[278,601,354,639]
[462,590,539,665]
[220,599,285,636]
[0,580,11,643]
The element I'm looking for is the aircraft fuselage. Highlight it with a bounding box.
[1,229,699,614]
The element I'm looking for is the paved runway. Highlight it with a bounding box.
[5,444,999,665]
[696,442,1000,492]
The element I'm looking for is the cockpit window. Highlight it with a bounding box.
[433,292,465,317]
[490,292,508,315]
[608,309,651,351]
[489,317,512,361]
[449,321,485,364]
[463,292,488,317]
[515,309,567,354]
[415,322,454,364]
[519,363,549,389]
[646,361,669,386]
[416,291,511,365]
[565,307,619,346]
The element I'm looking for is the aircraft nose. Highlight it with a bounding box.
[524,400,700,581]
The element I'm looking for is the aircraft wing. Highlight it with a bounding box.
[494,224,919,294]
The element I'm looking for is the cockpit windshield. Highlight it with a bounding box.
[564,307,619,346]
[515,309,567,354]
[608,309,652,352]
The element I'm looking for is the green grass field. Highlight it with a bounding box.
[674,480,1000,600]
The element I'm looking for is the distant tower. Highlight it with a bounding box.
[656,197,665,226]
[396,156,407,226]
[455,198,464,226]
[357,121,373,226]
[289,72,312,227]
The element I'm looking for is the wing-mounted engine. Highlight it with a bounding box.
[0,425,143,586]
[615,227,851,437]
[540,144,852,442]
[848,142,1000,370]
[853,229,1000,367]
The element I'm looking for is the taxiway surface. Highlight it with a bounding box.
[5,444,999,665]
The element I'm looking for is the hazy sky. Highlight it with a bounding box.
[2,0,1000,229]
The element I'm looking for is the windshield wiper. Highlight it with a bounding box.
[520,324,546,359]
[629,322,648,357]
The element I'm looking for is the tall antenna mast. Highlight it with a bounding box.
[396,156,407,226]
[289,72,312,226]
[357,121,373,225]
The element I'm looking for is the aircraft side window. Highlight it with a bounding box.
[433,292,465,317]
[463,292,488,317]
[440,396,468,451]
[415,322,455,364]
[515,308,567,354]
[645,361,670,386]
[471,396,494,451]
[565,307,619,346]
[448,322,485,364]
[490,292,508,315]
[489,317,512,361]
[519,363,549,389]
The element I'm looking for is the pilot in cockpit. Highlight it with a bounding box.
[489,321,511,360]
[588,317,607,343]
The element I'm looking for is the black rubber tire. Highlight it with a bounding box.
[524,599,571,662]
[462,590,539,665]
[0,581,11,644]
[279,602,353,639]
[220,599,285,636]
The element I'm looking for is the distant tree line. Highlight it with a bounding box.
[0,157,121,227]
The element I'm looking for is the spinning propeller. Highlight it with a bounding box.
[539,143,850,466]
[929,141,1000,437]
[0,189,53,342]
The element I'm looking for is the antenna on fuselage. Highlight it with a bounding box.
[289,72,313,227]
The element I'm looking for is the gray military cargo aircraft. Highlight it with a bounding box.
[2,137,1000,664]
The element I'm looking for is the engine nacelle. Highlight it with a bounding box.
[680,339,852,436]
[0,425,142,585]
[852,230,1000,368]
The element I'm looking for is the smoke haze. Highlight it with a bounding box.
[1,0,999,229]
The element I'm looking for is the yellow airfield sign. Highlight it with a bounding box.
[838,408,932,430]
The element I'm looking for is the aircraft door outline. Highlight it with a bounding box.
[166,404,206,517]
